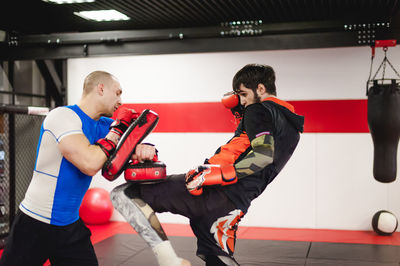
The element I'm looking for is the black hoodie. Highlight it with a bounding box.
[219,98,305,213]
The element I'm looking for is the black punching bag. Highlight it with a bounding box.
[367,80,400,183]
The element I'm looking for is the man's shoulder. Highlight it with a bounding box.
[44,106,81,129]
[47,105,75,114]
[244,102,272,119]
[46,106,78,120]
[260,101,277,110]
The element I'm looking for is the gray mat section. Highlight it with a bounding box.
[234,238,308,265]
[95,234,308,266]
[305,258,399,266]
[94,234,400,266]
[95,234,203,266]
[308,242,400,263]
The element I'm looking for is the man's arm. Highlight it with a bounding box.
[56,107,139,177]
[234,135,274,178]
[58,132,117,176]
[186,103,274,195]
[235,103,274,178]
[59,134,157,177]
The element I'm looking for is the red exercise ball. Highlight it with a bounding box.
[79,188,113,225]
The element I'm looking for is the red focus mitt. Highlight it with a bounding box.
[102,109,159,181]
[125,160,167,183]
[185,164,237,196]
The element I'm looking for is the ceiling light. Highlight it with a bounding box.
[74,10,130,21]
[42,0,96,4]
[0,30,6,42]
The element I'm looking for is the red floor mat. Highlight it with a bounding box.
[87,222,400,246]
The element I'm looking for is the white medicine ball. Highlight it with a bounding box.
[372,210,398,236]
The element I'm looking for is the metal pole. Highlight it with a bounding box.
[7,61,16,226]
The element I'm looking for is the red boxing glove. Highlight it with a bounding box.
[110,108,140,137]
[185,164,237,196]
[221,92,244,122]
[221,92,240,109]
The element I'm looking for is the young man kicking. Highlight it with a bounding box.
[111,64,304,266]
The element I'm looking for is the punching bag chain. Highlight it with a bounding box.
[367,47,400,95]
[374,48,400,80]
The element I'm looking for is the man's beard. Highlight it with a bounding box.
[253,93,262,104]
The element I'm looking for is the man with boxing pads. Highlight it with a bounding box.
[0,71,157,266]
[111,64,304,266]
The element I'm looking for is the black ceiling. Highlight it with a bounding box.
[2,0,400,35]
[0,0,399,60]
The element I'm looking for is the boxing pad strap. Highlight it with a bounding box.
[102,109,159,181]
[130,153,159,165]
[125,161,167,183]
[95,138,116,158]
[109,119,130,137]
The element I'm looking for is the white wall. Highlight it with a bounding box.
[67,46,400,230]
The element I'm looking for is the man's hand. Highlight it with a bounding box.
[131,144,157,163]
[96,109,140,159]
[185,166,207,195]
[185,165,237,196]
[110,108,140,138]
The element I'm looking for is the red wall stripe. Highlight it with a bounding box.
[292,99,368,133]
[117,102,237,133]
[116,99,369,133]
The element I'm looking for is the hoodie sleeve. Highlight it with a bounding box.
[234,103,275,179]
[243,103,274,141]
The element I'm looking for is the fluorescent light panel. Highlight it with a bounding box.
[43,0,95,4]
[74,10,130,21]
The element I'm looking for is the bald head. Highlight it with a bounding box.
[83,71,117,95]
